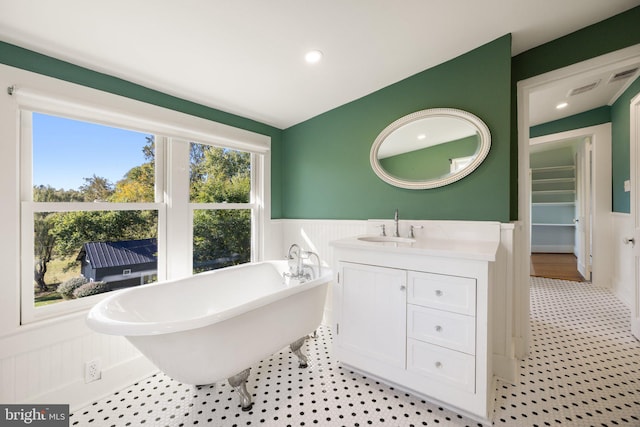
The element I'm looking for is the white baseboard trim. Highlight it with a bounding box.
[493,353,517,385]
[513,335,529,360]
[612,278,633,310]
[25,355,158,412]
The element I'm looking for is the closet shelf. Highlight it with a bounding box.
[531,165,576,172]
[532,223,575,227]
[531,162,576,253]
[531,178,576,184]
[532,190,575,194]
[532,202,575,206]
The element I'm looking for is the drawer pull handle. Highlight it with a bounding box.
[435,361,443,368]
[435,325,443,332]
[435,290,443,297]
[400,285,406,291]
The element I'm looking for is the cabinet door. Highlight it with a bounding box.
[339,262,407,369]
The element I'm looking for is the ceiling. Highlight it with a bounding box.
[529,56,640,126]
[0,1,639,129]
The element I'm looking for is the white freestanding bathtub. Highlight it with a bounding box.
[87,259,332,411]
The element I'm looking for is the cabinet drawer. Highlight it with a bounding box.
[407,339,475,393]
[407,305,475,354]
[407,271,476,315]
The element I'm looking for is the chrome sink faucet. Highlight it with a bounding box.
[393,208,400,237]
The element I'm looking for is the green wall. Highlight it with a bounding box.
[380,135,478,181]
[0,41,285,218]
[611,75,640,213]
[281,35,512,221]
[530,147,575,169]
[529,106,611,139]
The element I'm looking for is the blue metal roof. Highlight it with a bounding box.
[78,238,157,269]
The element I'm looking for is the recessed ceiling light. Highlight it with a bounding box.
[556,102,568,109]
[417,134,427,140]
[305,50,323,64]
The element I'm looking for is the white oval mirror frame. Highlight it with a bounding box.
[370,108,491,189]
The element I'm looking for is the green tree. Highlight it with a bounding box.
[32,185,82,290]
[51,210,158,259]
[192,209,251,272]
[111,163,155,202]
[190,144,252,272]
[33,213,56,292]
[111,136,155,203]
[190,146,250,203]
[33,184,82,202]
[79,175,114,202]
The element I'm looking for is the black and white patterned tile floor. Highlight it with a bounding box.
[492,277,640,426]
[71,277,640,426]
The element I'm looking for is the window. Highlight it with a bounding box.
[190,143,254,273]
[18,90,268,324]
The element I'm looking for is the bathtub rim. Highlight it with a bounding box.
[86,260,332,336]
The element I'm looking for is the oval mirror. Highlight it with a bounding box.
[370,108,491,189]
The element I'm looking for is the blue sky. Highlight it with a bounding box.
[33,113,152,190]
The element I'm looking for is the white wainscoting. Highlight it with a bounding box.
[611,213,634,307]
[0,313,156,411]
[280,219,368,325]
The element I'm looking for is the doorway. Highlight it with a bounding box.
[529,134,592,283]
[516,45,640,359]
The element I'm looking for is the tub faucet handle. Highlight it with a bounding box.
[377,224,386,236]
[286,243,303,277]
[410,225,423,238]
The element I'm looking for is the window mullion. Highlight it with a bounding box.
[165,139,192,279]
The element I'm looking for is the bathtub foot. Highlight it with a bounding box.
[228,368,253,412]
[290,337,308,368]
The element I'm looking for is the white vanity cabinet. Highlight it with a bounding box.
[332,237,497,425]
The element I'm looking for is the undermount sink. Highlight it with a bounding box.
[357,235,416,244]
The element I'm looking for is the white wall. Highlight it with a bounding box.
[611,213,635,306]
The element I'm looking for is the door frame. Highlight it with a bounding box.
[630,90,640,339]
[516,45,640,358]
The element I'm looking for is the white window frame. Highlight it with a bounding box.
[16,85,269,325]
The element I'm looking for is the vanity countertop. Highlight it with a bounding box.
[330,235,499,262]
